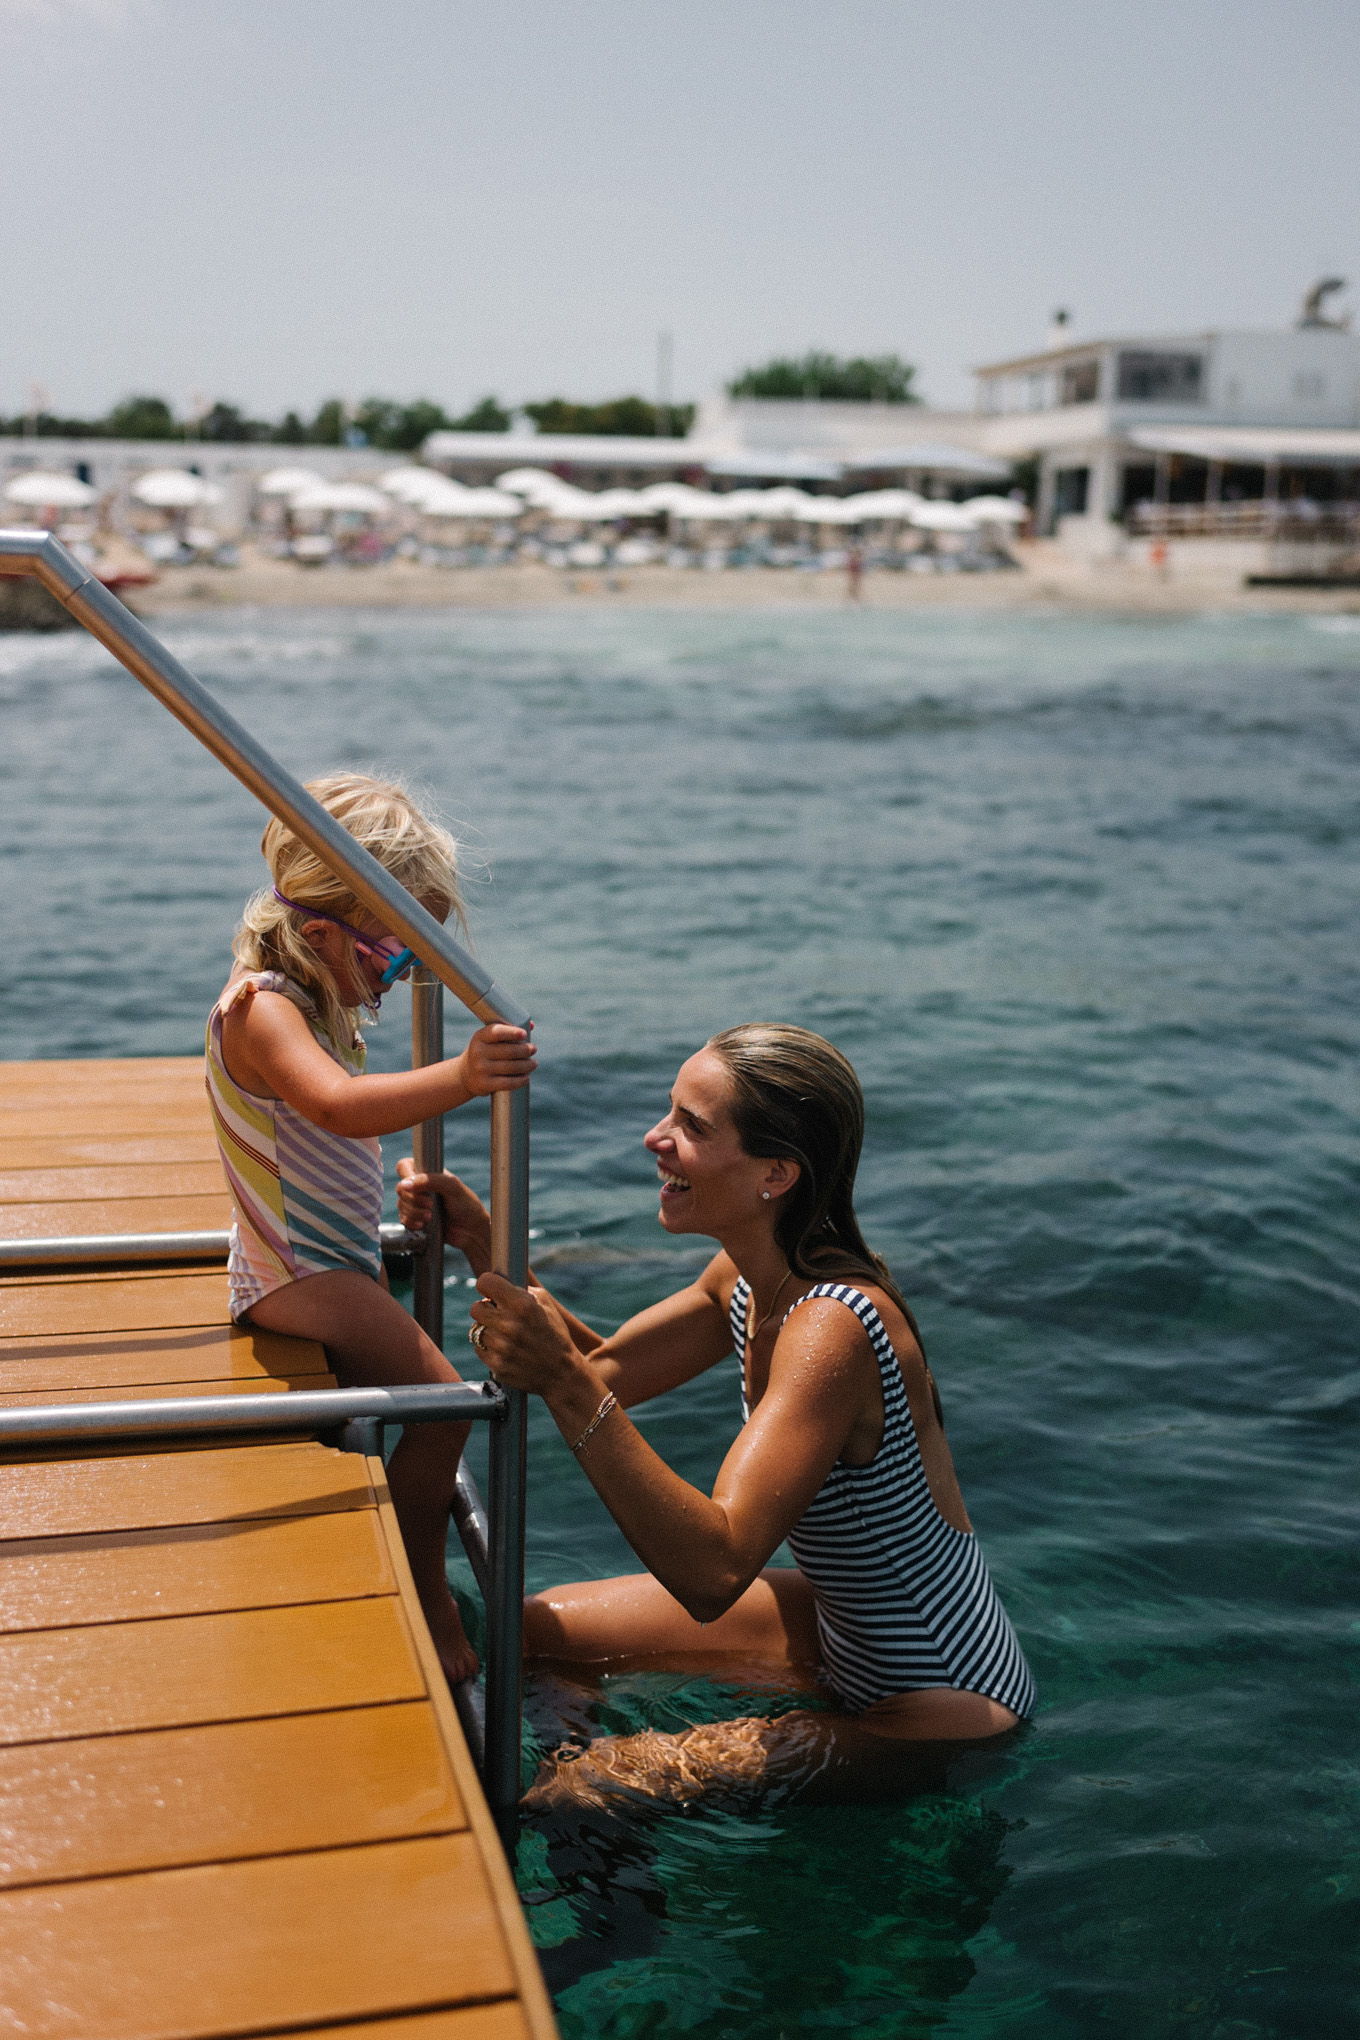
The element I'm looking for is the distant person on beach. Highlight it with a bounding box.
[206,771,535,1684]
[846,541,864,600]
[400,1023,1035,1805]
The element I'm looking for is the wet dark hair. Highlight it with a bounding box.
[706,1023,937,1411]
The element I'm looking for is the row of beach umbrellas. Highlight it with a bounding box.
[384,466,1027,530]
[3,467,224,511]
[5,461,1027,532]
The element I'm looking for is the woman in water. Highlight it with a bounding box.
[400,1023,1034,1803]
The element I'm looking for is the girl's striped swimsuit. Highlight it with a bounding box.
[731,1278,1036,1718]
[206,971,383,1320]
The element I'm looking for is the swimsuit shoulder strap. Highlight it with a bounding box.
[782,1281,905,1388]
[729,1275,751,1357]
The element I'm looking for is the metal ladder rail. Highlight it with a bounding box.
[0,528,529,1824]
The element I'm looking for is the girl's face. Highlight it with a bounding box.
[644,1049,794,1237]
[302,900,441,1007]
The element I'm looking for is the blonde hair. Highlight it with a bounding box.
[234,771,465,1061]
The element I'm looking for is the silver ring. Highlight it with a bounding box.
[468,1323,486,1354]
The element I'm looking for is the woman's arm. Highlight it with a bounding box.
[397,1165,736,1402]
[222,988,533,1136]
[472,1278,872,1622]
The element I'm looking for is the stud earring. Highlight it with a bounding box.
[761,1191,771,1201]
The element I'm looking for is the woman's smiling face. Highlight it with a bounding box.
[644,1049,773,1235]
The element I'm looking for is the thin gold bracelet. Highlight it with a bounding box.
[570,1391,617,1455]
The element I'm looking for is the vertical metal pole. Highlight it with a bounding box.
[411,967,493,1780]
[410,969,445,1351]
[484,1083,529,1826]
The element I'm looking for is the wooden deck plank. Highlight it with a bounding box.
[0,1701,466,1889]
[368,1479,560,2040]
[0,1323,328,1391]
[0,1508,393,1632]
[0,1196,232,1239]
[0,1594,426,1745]
[0,1442,373,1540]
[0,1832,516,2040]
[0,1057,209,1094]
[0,1056,558,2040]
[0,1162,226,1203]
[255,2010,532,2040]
[0,1134,219,1169]
[0,1270,231,1336]
[0,1374,327,1407]
[0,1509,393,1632]
[0,1112,214,1144]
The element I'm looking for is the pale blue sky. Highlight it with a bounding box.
[4,0,1358,420]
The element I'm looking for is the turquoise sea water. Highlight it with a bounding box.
[2,601,1357,2037]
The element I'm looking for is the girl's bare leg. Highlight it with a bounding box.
[245,1271,477,1685]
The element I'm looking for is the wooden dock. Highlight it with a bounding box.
[0,1058,556,2040]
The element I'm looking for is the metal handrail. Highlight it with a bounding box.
[0,1380,503,1452]
[0,1221,421,1268]
[0,529,529,1823]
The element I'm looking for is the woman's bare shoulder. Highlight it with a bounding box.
[790,1277,926,1369]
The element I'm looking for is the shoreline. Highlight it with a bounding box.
[126,542,1360,620]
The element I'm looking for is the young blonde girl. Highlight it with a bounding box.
[207,771,535,1684]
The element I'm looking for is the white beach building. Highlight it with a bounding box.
[423,402,1008,495]
[973,301,1360,559]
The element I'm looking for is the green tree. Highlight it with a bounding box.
[29,410,104,437]
[522,395,692,437]
[447,395,511,433]
[340,397,455,451]
[308,399,345,446]
[105,394,180,439]
[391,398,454,448]
[727,352,920,403]
[273,410,307,445]
[351,398,401,448]
[198,401,272,443]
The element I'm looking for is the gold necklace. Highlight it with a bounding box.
[747,1267,796,1345]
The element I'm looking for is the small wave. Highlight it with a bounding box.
[0,631,119,683]
[530,1237,709,1275]
[156,628,351,667]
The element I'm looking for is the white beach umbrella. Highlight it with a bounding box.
[907,501,980,533]
[494,468,597,516]
[684,493,750,521]
[380,467,446,503]
[635,482,698,513]
[839,489,926,519]
[961,495,1027,524]
[131,469,223,508]
[288,482,389,515]
[590,488,650,517]
[395,475,473,510]
[792,496,868,524]
[422,487,523,519]
[720,489,779,516]
[534,481,610,518]
[550,487,649,521]
[755,486,816,517]
[495,467,562,495]
[3,471,97,508]
[256,467,325,497]
[640,483,737,520]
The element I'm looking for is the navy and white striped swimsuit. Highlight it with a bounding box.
[731,1279,1036,1719]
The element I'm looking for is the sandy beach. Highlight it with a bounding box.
[128,540,1360,620]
